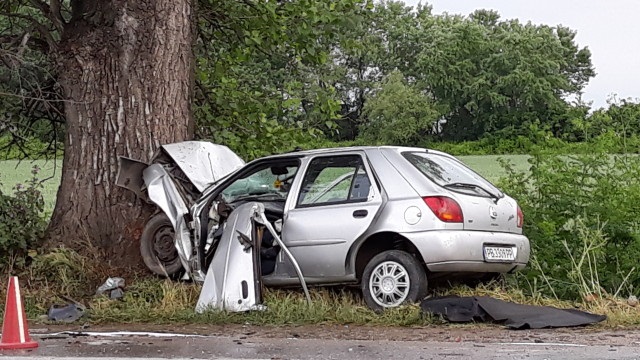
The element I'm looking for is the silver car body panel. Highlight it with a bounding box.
[115,142,243,199]
[378,148,522,234]
[401,230,529,272]
[272,147,528,283]
[280,151,384,278]
[116,157,152,202]
[142,164,193,274]
[196,202,262,312]
[196,202,310,312]
[117,142,244,280]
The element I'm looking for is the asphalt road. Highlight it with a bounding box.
[0,327,638,360]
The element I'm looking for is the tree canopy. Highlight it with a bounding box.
[1,0,601,159]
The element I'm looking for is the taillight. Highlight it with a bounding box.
[423,196,463,223]
[517,206,524,228]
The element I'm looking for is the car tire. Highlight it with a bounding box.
[140,213,184,278]
[361,250,428,312]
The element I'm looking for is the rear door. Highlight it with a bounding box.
[281,153,383,278]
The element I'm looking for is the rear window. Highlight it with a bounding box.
[402,152,502,198]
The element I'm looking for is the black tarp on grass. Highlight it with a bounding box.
[421,296,606,329]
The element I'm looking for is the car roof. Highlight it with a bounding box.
[256,145,450,161]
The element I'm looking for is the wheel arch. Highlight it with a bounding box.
[347,232,427,283]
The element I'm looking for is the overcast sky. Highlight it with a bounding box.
[401,0,640,109]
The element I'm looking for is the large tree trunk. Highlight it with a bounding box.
[48,0,195,267]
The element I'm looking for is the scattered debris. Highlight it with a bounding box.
[47,303,86,323]
[35,331,209,338]
[96,277,126,299]
[421,296,606,329]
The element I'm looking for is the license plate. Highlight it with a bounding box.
[483,246,517,262]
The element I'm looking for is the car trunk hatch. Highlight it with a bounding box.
[458,194,520,234]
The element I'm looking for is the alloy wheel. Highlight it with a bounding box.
[368,261,410,307]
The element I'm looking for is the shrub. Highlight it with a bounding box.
[0,135,63,160]
[498,151,640,299]
[0,165,47,268]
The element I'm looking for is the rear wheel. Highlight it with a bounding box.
[140,213,184,277]
[361,250,428,312]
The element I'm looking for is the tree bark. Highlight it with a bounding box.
[48,0,195,268]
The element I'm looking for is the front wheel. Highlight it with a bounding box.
[140,213,184,278]
[361,250,428,312]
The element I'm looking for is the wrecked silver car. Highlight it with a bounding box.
[117,142,530,311]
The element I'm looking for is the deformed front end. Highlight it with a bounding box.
[115,141,245,280]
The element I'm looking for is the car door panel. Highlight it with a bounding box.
[280,153,383,278]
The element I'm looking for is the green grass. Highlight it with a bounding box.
[460,155,531,183]
[0,159,61,214]
[0,155,532,213]
[17,274,639,327]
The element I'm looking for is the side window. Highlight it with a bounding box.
[297,155,372,207]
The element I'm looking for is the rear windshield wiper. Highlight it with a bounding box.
[443,182,502,202]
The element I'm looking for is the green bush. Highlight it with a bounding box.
[0,135,63,160]
[498,151,640,299]
[0,165,47,267]
[360,71,441,146]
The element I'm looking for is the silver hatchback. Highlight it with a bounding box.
[118,142,530,311]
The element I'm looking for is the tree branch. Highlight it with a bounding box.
[16,32,30,58]
[0,11,58,51]
[28,0,66,33]
[49,0,66,32]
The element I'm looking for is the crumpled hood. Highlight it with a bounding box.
[160,141,244,192]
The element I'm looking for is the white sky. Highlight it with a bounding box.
[401,0,640,109]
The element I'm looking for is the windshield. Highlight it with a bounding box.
[220,165,298,203]
[403,152,503,198]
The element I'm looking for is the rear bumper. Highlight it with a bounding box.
[401,230,530,273]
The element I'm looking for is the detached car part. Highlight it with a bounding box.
[196,202,310,312]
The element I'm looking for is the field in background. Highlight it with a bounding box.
[0,155,532,212]
[0,159,62,214]
[457,155,530,182]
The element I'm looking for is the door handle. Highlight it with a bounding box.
[353,209,368,218]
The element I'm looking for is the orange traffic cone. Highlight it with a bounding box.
[0,276,38,350]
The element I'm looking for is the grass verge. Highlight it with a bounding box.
[12,278,640,328]
[2,248,638,328]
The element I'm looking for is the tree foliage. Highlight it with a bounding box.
[362,70,440,145]
[0,165,45,266]
[0,0,600,157]
[410,9,594,141]
[312,1,595,144]
[586,98,640,151]
[195,0,369,158]
[0,5,64,158]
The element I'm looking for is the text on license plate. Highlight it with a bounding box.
[484,246,517,262]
